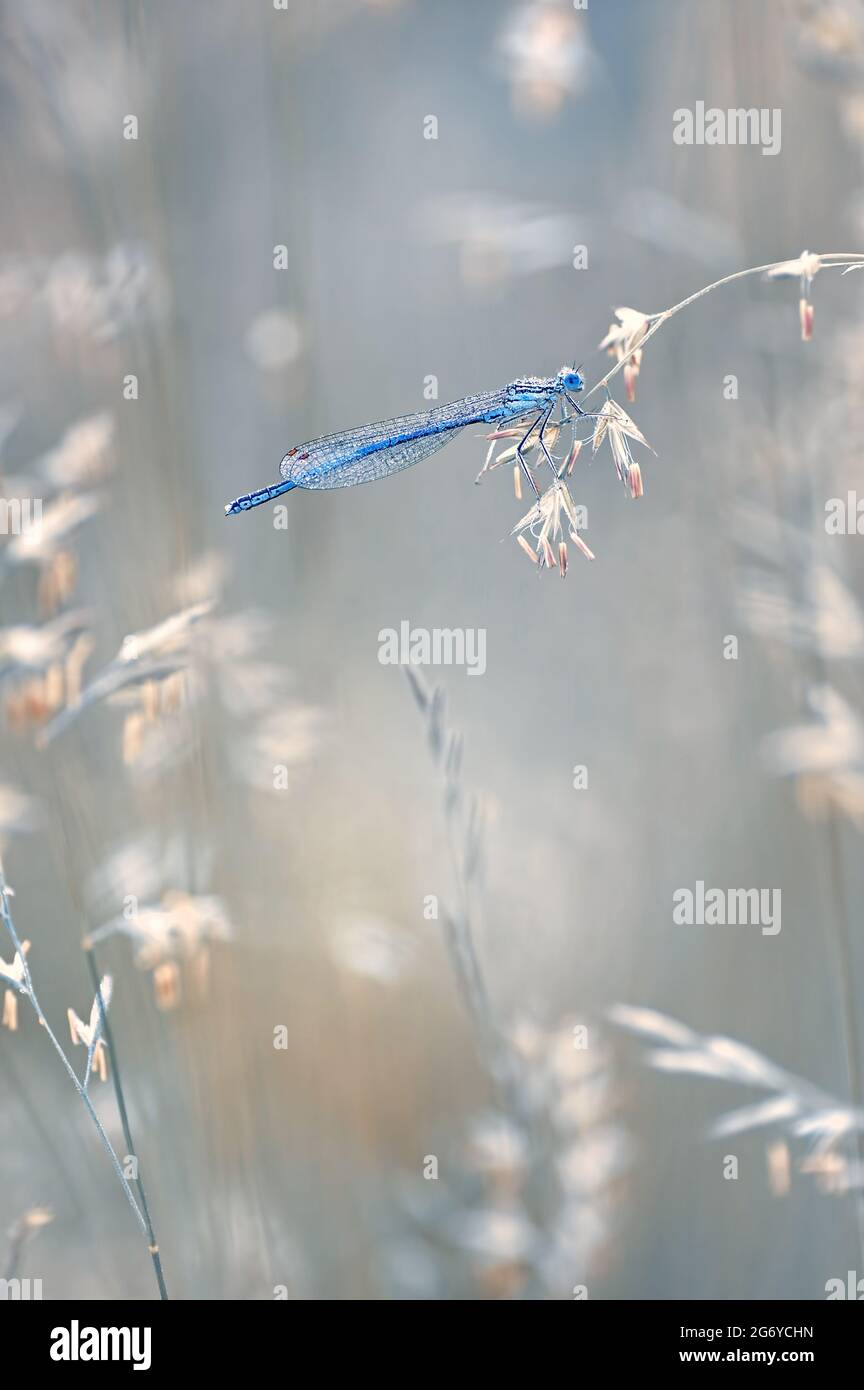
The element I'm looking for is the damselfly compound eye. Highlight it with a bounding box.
[562,371,583,392]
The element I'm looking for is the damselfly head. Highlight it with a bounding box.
[557,367,584,393]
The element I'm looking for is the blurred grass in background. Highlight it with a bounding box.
[0,0,863,1299]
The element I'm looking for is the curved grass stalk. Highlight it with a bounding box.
[85,944,168,1300]
[580,252,864,408]
[0,861,165,1290]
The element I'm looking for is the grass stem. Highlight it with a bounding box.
[85,944,169,1300]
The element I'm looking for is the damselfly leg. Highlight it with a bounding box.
[535,401,559,477]
[514,412,545,501]
[559,392,603,430]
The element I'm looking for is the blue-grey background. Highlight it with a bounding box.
[0,0,862,1300]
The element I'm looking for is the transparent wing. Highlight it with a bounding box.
[281,390,513,491]
[286,424,461,490]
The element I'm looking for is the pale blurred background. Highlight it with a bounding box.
[1,0,863,1300]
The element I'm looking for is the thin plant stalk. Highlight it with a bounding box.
[85,943,168,1300]
[405,671,495,1045]
[404,669,531,1118]
[0,864,151,1259]
[580,252,864,408]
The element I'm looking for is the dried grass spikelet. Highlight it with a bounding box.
[1,938,30,1030]
[591,398,651,495]
[152,890,223,1007]
[841,92,864,143]
[763,250,822,283]
[476,419,562,491]
[564,438,582,475]
[43,663,65,712]
[153,960,181,1011]
[88,889,231,1012]
[465,1114,529,1200]
[599,307,650,401]
[800,297,815,342]
[4,690,25,731]
[763,251,821,341]
[3,647,88,731]
[122,710,146,764]
[2,989,18,1030]
[477,1257,531,1300]
[38,550,77,616]
[160,670,186,714]
[142,678,161,722]
[511,481,594,575]
[795,771,864,827]
[8,1205,53,1241]
[766,1139,792,1196]
[804,4,861,60]
[6,680,52,732]
[5,1205,53,1275]
[121,671,188,766]
[189,945,211,1001]
[611,1004,864,1202]
[798,1151,847,1195]
[516,534,538,566]
[65,633,95,707]
[67,974,112,1082]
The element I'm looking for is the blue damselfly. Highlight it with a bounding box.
[224,367,590,515]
